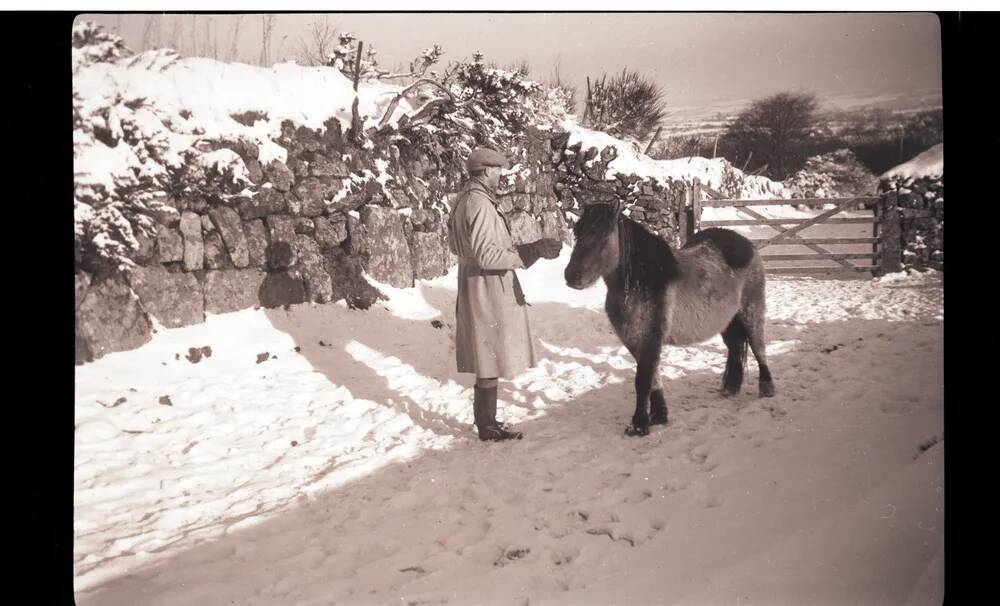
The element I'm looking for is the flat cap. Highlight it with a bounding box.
[466,147,509,172]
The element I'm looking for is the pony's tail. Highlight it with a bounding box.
[721,318,748,394]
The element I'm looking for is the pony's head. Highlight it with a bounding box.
[565,201,624,290]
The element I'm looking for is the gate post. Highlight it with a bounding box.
[678,200,688,245]
[684,179,702,242]
[693,178,703,234]
[681,184,692,244]
[877,191,902,275]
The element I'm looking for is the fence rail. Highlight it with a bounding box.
[701,217,872,227]
[766,266,875,275]
[687,180,882,277]
[749,237,877,245]
[758,252,874,261]
[700,196,878,208]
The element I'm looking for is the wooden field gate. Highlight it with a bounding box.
[687,180,887,277]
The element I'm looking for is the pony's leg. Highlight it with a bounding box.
[720,317,748,396]
[739,262,775,398]
[649,361,668,425]
[627,337,663,436]
[742,310,775,397]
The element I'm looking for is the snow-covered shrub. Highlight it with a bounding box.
[446,57,542,145]
[529,85,574,130]
[73,78,202,269]
[369,52,565,175]
[784,148,879,200]
[329,33,444,83]
[408,45,444,79]
[718,161,748,199]
[72,20,132,71]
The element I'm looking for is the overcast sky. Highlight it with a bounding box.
[79,12,942,108]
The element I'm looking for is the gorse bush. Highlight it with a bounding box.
[584,69,666,143]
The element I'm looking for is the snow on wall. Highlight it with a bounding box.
[73,50,417,201]
[881,143,943,180]
[560,120,786,200]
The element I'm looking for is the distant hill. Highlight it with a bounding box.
[659,89,942,138]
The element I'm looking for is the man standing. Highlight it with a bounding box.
[448,147,562,441]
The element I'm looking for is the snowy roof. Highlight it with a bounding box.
[881,143,943,180]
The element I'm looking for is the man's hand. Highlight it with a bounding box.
[534,238,562,259]
[517,238,563,268]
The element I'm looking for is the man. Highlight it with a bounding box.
[448,147,562,441]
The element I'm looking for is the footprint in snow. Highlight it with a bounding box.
[623,489,654,504]
[494,547,531,566]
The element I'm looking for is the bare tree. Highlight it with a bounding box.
[719,91,819,180]
[274,34,290,64]
[296,17,338,66]
[213,18,222,59]
[140,15,165,51]
[152,17,161,49]
[168,16,182,53]
[227,16,243,62]
[259,15,275,66]
[189,15,199,57]
[205,16,217,59]
[140,15,154,51]
[547,54,578,114]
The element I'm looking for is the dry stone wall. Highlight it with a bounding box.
[493,127,571,246]
[877,174,944,272]
[551,133,687,248]
[75,122,570,364]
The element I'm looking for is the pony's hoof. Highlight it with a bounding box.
[625,425,650,437]
[759,382,776,398]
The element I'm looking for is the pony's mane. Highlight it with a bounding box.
[618,214,680,294]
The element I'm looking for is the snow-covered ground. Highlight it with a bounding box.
[75,246,943,606]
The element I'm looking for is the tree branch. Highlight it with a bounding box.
[377,78,458,128]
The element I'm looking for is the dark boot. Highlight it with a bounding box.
[474,386,522,441]
[485,385,514,431]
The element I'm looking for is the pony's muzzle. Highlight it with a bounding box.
[564,266,585,290]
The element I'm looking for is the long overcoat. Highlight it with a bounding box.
[447,178,537,379]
